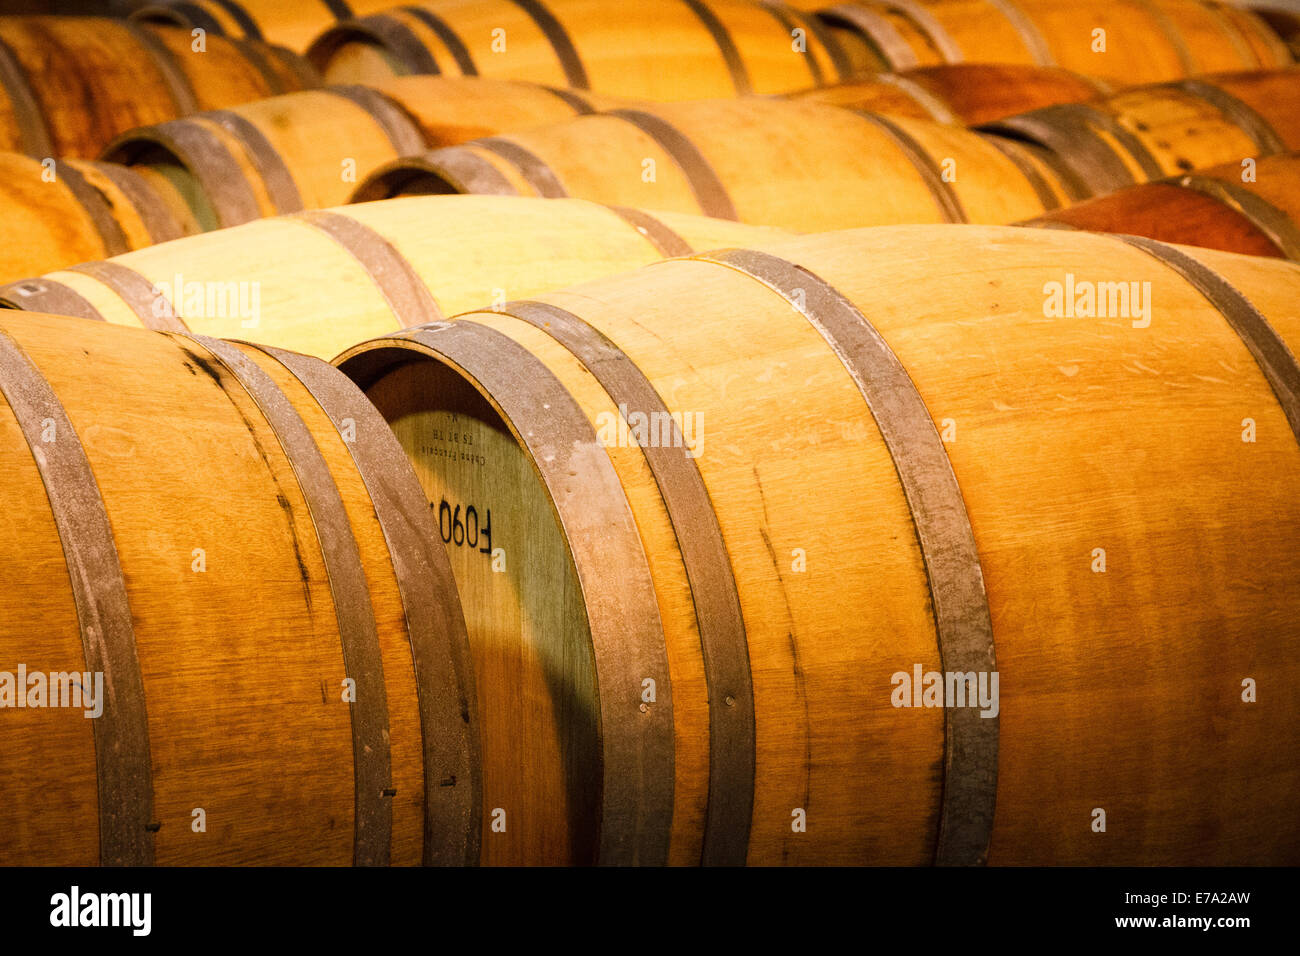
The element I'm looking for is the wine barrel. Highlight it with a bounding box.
[133,0,400,53]
[374,75,625,144]
[0,152,189,284]
[1212,0,1298,63]
[1241,2,1300,58]
[789,63,1109,125]
[1023,153,1300,259]
[306,0,853,99]
[0,196,788,360]
[100,77,622,229]
[352,98,1078,232]
[101,86,428,229]
[981,69,1300,195]
[0,18,317,160]
[809,0,1291,82]
[335,223,1300,866]
[0,310,477,866]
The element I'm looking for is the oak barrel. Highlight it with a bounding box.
[0,152,189,283]
[0,17,317,159]
[352,98,1077,231]
[100,77,622,229]
[336,223,1300,865]
[1023,152,1300,259]
[101,86,428,228]
[810,0,1292,82]
[307,0,853,99]
[133,0,400,53]
[1242,2,1300,58]
[981,68,1300,195]
[0,311,477,865]
[789,63,1109,125]
[0,195,787,360]
[374,75,625,143]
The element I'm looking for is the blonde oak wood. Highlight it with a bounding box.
[353,98,1074,231]
[0,311,477,866]
[0,195,789,361]
[368,361,603,865]
[336,223,1300,865]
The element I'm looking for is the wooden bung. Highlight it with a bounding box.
[334,223,1300,865]
[0,195,789,360]
[0,310,478,866]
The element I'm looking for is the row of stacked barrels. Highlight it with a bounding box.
[7,62,1300,281]
[0,0,1297,867]
[128,0,1294,86]
[1,0,1298,270]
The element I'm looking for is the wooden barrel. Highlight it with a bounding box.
[133,0,400,53]
[99,77,625,229]
[1023,153,1300,259]
[1211,0,1298,63]
[0,195,788,360]
[1242,2,1300,58]
[981,68,1300,196]
[0,310,477,866]
[334,223,1300,866]
[352,98,1078,232]
[375,75,625,143]
[101,86,429,229]
[789,63,1109,125]
[813,0,1061,72]
[0,152,190,284]
[306,0,854,99]
[0,18,318,161]
[809,0,1291,83]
